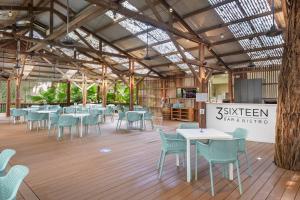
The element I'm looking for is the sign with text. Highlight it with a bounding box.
[206,103,277,143]
[196,93,208,102]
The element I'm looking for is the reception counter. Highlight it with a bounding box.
[206,103,277,143]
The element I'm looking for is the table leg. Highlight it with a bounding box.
[80,117,83,137]
[176,154,180,166]
[229,163,233,180]
[186,139,191,182]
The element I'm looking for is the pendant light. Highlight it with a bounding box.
[143,26,151,60]
[247,37,256,68]
[266,0,282,37]
[60,0,75,46]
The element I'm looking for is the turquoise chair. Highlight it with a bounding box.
[0,149,16,176]
[0,165,29,200]
[228,128,252,176]
[104,106,114,122]
[57,115,78,140]
[10,109,27,124]
[195,139,242,196]
[178,123,199,144]
[64,107,75,114]
[82,114,101,135]
[158,129,186,178]
[48,113,60,136]
[144,112,154,129]
[126,112,142,130]
[26,112,47,131]
[116,111,126,130]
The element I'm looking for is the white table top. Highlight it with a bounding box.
[63,113,90,118]
[95,107,106,111]
[21,108,39,111]
[126,111,147,114]
[35,110,57,114]
[176,128,232,140]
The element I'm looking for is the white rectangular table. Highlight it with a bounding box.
[63,113,90,137]
[176,128,233,182]
[126,111,147,129]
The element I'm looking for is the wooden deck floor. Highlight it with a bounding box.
[0,117,299,200]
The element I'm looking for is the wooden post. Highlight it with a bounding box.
[50,0,54,35]
[198,43,207,128]
[97,84,100,103]
[228,71,233,102]
[82,74,87,106]
[67,81,71,106]
[274,0,300,170]
[136,82,139,105]
[129,59,135,111]
[6,79,11,117]
[102,64,107,107]
[15,76,21,109]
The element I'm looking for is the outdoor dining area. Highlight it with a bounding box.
[0,0,299,199]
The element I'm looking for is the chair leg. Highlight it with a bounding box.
[209,162,215,196]
[98,124,101,135]
[158,152,166,179]
[156,150,163,170]
[116,120,119,131]
[245,152,252,176]
[195,149,198,180]
[151,120,154,129]
[236,161,243,195]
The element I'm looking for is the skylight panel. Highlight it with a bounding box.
[121,1,138,11]
[103,45,119,54]
[75,29,87,37]
[215,2,245,23]
[67,32,80,41]
[137,33,157,45]
[110,57,128,64]
[253,60,272,66]
[239,0,270,16]
[271,59,282,65]
[85,63,100,69]
[149,29,170,41]
[238,37,262,49]
[135,69,150,74]
[184,51,195,60]
[247,51,268,59]
[60,48,73,57]
[85,35,99,49]
[165,54,182,63]
[251,15,273,33]
[208,0,227,4]
[177,63,189,69]
[105,10,123,21]
[119,19,144,34]
[228,22,254,37]
[25,31,44,39]
[259,35,284,46]
[152,42,177,54]
[264,48,283,57]
[77,54,93,61]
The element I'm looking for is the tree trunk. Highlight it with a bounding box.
[274,0,300,170]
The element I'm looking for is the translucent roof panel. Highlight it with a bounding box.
[103,45,119,54]
[77,54,93,61]
[259,35,284,46]
[152,42,177,54]
[137,33,157,45]
[25,30,44,39]
[228,22,254,38]
[214,2,245,23]
[165,54,182,63]
[135,68,150,74]
[60,48,74,57]
[240,0,270,16]
[148,29,170,41]
[250,15,273,33]
[239,37,262,49]
[85,35,99,50]
[177,63,189,69]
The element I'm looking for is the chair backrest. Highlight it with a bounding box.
[127,112,141,122]
[118,111,125,120]
[50,113,60,125]
[11,109,27,117]
[83,114,99,125]
[58,115,78,127]
[207,140,238,161]
[178,122,199,129]
[232,128,247,151]
[0,165,29,200]
[0,149,16,172]
[105,106,114,114]
[27,112,47,121]
[159,130,168,149]
[64,107,75,114]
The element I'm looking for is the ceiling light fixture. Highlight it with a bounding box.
[220,33,224,39]
[8,10,13,17]
[266,0,282,37]
[169,8,173,13]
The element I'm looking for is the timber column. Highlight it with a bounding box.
[129,59,135,111]
[102,64,107,107]
[6,79,11,117]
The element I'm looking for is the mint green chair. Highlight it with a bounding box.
[26,112,47,131]
[83,114,101,135]
[48,113,60,136]
[0,165,29,200]
[64,107,75,114]
[104,106,114,122]
[178,123,199,144]
[10,109,27,124]
[57,115,78,140]
[144,112,154,129]
[195,139,242,196]
[116,111,126,130]
[158,129,186,179]
[228,128,252,176]
[126,112,142,130]
[0,149,16,176]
